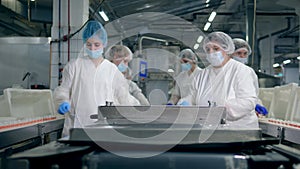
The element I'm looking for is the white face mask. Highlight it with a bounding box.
[233,56,248,64]
[206,51,224,67]
[85,47,103,59]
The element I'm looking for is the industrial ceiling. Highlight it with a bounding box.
[0,0,299,70]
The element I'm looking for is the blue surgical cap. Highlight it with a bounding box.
[82,20,108,46]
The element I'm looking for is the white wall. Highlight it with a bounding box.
[0,37,50,94]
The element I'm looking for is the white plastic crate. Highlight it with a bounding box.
[290,87,300,123]
[268,83,298,120]
[0,95,10,117]
[258,87,274,111]
[3,88,56,118]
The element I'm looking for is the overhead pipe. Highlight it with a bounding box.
[246,0,256,68]
[27,0,31,22]
[49,41,53,88]
[58,0,62,85]
[278,25,299,38]
[164,1,224,16]
[257,17,292,66]
[138,36,168,54]
[257,18,292,44]
[0,21,32,36]
[67,0,71,61]
[58,0,61,60]
[173,3,225,16]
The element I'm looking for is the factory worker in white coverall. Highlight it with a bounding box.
[178,32,259,128]
[231,38,268,117]
[106,45,150,105]
[167,49,202,105]
[54,20,133,137]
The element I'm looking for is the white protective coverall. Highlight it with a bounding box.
[180,59,259,128]
[171,67,202,103]
[128,80,150,105]
[54,56,133,136]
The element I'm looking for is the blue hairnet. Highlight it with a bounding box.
[203,31,235,54]
[82,20,107,46]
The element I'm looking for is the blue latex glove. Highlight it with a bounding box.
[166,103,173,106]
[255,104,268,116]
[179,101,190,106]
[58,102,70,115]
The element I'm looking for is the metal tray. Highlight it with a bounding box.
[92,105,227,125]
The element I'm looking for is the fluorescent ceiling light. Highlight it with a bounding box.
[203,22,211,31]
[144,4,152,9]
[234,155,246,159]
[99,11,109,22]
[208,11,217,22]
[193,43,200,50]
[168,69,174,73]
[283,59,291,64]
[297,56,300,60]
[197,35,203,43]
[273,63,280,67]
[206,0,210,3]
[31,0,35,1]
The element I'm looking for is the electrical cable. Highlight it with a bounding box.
[51,0,105,43]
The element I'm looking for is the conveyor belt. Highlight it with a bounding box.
[0,118,64,149]
[259,118,300,144]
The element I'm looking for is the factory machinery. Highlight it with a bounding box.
[0,88,64,169]
[3,105,300,169]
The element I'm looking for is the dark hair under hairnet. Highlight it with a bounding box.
[232,38,252,56]
[203,31,235,54]
[179,49,198,62]
[82,20,107,46]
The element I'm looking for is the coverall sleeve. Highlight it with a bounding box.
[112,70,138,105]
[53,63,74,110]
[177,75,198,105]
[225,67,259,120]
[130,81,150,105]
[168,80,181,105]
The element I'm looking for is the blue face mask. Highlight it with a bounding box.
[206,51,224,67]
[181,63,192,71]
[85,47,103,59]
[118,61,128,72]
[233,56,248,64]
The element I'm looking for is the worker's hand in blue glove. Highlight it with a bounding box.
[58,102,70,115]
[255,104,268,116]
[166,103,173,106]
[179,101,190,106]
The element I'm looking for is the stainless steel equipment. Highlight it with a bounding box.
[259,118,300,145]
[130,46,180,105]
[67,106,264,144]
[4,106,300,169]
[96,105,226,125]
